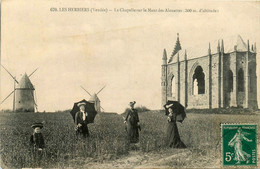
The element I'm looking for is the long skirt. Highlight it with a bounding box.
[76,123,90,139]
[234,141,250,162]
[166,121,186,148]
[126,121,139,143]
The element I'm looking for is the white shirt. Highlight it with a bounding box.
[81,111,87,121]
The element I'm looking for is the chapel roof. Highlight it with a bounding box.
[169,34,252,63]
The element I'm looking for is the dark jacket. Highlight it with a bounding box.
[75,111,90,137]
[75,111,88,125]
[168,112,177,122]
[125,108,139,126]
[30,133,45,149]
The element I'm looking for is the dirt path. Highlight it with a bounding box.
[84,148,219,168]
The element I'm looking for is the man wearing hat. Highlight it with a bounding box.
[75,102,90,138]
[30,122,45,150]
[124,101,140,143]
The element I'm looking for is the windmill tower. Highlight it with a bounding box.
[89,94,101,113]
[15,73,35,112]
[80,85,106,113]
[0,65,38,112]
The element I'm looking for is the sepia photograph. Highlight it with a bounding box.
[0,0,259,168]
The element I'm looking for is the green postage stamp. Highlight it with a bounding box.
[222,124,257,166]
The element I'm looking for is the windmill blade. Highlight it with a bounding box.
[96,85,106,95]
[0,91,14,105]
[80,86,92,96]
[34,88,38,106]
[100,106,105,111]
[1,65,19,84]
[35,104,38,112]
[33,90,38,112]
[29,68,39,77]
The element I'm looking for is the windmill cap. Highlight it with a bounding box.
[89,94,100,102]
[77,102,86,107]
[18,73,34,89]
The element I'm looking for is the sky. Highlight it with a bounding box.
[1,0,260,113]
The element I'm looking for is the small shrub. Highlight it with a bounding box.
[122,106,150,115]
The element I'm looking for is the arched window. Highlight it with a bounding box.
[227,70,233,92]
[171,76,176,98]
[238,68,244,92]
[192,66,205,95]
[193,79,198,95]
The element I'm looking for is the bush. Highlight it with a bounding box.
[0,109,13,113]
[122,106,150,115]
[186,108,255,114]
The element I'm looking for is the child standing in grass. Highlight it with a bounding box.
[30,122,45,151]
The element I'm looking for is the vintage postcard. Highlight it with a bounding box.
[0,0,259,168]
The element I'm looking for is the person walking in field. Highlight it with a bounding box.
[124,101,141,143]
[30,122,45,151]
[75,102,90,139]
[164,102,186,148]
[228,127,252,164]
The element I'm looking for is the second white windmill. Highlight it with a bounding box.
[80,85,106,113]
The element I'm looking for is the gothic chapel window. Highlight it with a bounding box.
[193,79,198,95]
[249,69,253,92]
[171,76,176,98]
[192,66,205,95]
[227,70,233,92]
[238,68,244,92]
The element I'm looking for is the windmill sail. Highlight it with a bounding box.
[28,68,39,77]
[1,66,39,112]
[96,85,106,94]
[80,85,106,113]
[0,91,14,105]
[80,86,92,96]
[1,65,19,84]
[34,90,38,112]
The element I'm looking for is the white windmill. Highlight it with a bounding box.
[80,85,106,113]
[1,65,38,112]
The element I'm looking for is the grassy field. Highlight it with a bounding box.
[0,110,259,168]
